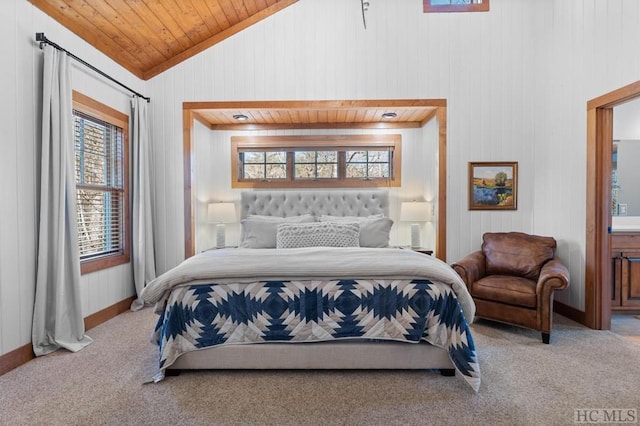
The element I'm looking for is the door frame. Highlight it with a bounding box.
[586,80,640,329]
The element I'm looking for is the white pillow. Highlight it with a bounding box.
[319,214,393,248]
[240,214,315,248]
[276,222,360,249]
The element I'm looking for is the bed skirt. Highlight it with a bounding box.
[169,340,453,371]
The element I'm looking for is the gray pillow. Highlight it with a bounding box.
[240,214,315,248]
[276,222,360,249]
[319,214,393,248]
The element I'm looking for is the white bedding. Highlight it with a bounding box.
[141,247,475,322]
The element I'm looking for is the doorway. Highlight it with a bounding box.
[586,80,640,330]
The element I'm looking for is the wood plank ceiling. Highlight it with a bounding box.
[187,100,443,130]
[29,0,298,80]
[30,1,441,129]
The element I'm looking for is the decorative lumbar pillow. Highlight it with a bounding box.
[276,222,360,249]
[319,214,393,248]
[240,214,315,248]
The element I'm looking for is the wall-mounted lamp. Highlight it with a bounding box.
[400,201,432,249]
[207,202,236,248]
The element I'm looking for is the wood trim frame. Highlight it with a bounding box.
[0,296,135,377]
[585,80,640,329]
[230,134,402,189]
[72,91,131,275]
[436,107,447,258]
[423,0,489,13]
[182,100,448,262]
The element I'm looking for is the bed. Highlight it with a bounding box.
[141,190,480,391]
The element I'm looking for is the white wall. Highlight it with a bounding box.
[148,0,640,313]
[5,0,640,358]
[0,1,146,357]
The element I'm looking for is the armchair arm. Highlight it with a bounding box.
[452,251,486,288]
[536,257,570,294]
[536,257,570,335]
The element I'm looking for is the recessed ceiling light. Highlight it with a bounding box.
[233,114,248,121]
[382,112,397,119]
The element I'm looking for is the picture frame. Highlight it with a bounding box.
[468,161,518,210]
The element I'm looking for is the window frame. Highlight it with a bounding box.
[423,0,489,13]
[231,134,401,189]
[72,90,130,275]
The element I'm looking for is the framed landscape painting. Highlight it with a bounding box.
[468,162,518,210]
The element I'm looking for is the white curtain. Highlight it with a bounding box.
[32,45,92,356]
[130,96,156,311]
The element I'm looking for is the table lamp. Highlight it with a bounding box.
[400,201,432,249]
[207,202,236,248]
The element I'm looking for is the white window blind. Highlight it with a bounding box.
[73,110,125,260]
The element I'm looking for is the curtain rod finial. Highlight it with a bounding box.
[36,32,45,42]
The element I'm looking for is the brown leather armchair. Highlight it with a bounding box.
[452,232,569,344]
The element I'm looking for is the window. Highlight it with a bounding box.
[424,0,489,13]
[72,91,129,274]
[232,135,401,188]
[294,151,338,180]
[346,150,390,179]
[241,151,287,180]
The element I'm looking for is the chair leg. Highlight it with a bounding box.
[542,332,550,344]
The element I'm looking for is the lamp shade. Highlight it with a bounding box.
[207,202,236,224]
[400,201,431,222]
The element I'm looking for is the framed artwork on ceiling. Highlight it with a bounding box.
[468,161,518,210]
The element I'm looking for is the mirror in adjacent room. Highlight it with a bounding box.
[612,100,640,231]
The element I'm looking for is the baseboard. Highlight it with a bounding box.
[0,295,135,377]
[554,300,586,326]
[0,343,34,377]
[84,296,135,331]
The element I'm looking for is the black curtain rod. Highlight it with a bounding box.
[35,32,150,103]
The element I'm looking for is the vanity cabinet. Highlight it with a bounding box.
[611,234,640,310]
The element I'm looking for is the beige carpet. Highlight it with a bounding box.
[1,308,638,426]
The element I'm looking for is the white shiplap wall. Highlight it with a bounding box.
[148,0,640,313]
[0,1,146,357]
[5,0,640,358]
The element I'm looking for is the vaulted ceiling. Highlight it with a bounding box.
[30,0,440,129]
[29,0,299,80]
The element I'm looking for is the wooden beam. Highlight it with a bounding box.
[185,99,447,111]
[184,109,195,259]
[436,106,447,262]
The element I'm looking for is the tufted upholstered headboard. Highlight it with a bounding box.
[240,190,389,219]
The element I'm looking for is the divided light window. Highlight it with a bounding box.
[424,0,489,13]
[294,151,338,180]
[232,135,401,189]
[241,151,287,180]
[72,91,130,274]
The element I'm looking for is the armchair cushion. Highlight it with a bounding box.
[473,275,537,308]
[482,232,556,280]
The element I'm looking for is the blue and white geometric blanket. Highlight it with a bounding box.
[142,247,480,391]
[151,278,480,392]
